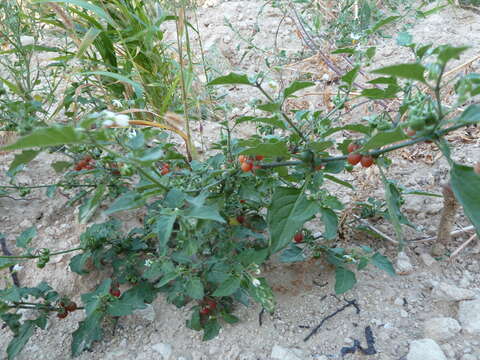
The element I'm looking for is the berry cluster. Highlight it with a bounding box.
[160,163,170,175]
[346,143,374,168]
[199,298,217,316]
[57,300,78,319]
[74,155,95,171]
[238,155,263,172]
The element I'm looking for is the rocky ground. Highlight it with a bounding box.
[1,1,480,359]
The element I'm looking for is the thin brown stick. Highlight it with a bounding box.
[449,233,478,259]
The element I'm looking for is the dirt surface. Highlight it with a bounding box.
[1,2,480,360]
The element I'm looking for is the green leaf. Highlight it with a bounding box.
[82,71,143,97]
[458,104,480,124]
[332,47,355,54]
[207,73,254,86]
[0,257,20,271]
[323,124,372,137]
[342,66,360,87]
[247,278,275,313]
[16,227,36,248]
[185,205,225,223]
[241,141,290,158]
[1,126,85,151]
[79,184,105,224]
[382,178,404,244]
[320,208,338,240]
[257,102,281,113]
[283,81,315,98]
[185,277,204,300]
[324,174,354,189]
[8,150,40,174]
[450,163,480,237]
[396,31,413,46]
[361,127,408,151]
[334,267,357,294]
[107,282,157,316]
[7,321,35,360]
[371,252,396,276]
[33,0,117,27]
[369,15,401,33]
[69,251,92,275]
[81,279,111,317]
[437,45,469,65]
[280,244,305,263]
[76,27,101,59]
[203,318,221,341]
[71,311,104,357]
[156,272,179,288]
[235,116,286,130]
[212,276,241,297]
[104,191,145,215]
[267,187,320,253]
[51,161,71,173]
[153,215,176,250]
[372,63,426,83]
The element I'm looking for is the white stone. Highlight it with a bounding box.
[133,304,156,321]
[424,317,461,341]
[432,282,476,302]
[406,339,447,360]
[459,299,480,335]
[20,36,35,46]
[271,345,306,360]
[419,253,436,267]
[396,251,414,275]
[152,343,173,360]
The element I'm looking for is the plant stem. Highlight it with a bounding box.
[0,247,82,260]
[255,82,307,142]
[259,123,467,169]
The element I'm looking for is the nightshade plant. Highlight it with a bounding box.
[1,3,480,360]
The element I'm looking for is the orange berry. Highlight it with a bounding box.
[347,143,360,153]
[347,153,362,166]
[161,168,170,175]
[360,155,374,168]
[255,155,264,161]
[241,161,253,172]
[238,155,247,163]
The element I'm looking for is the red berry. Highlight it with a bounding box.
[255,155,264,161]
[474,162,480,175]
[405,128,416,137]
[360,155,374,168]
[241,161,253,172]
[65,302,77,312]
[206,299,217,310]
[347,143,360,153]
[236,215,246,224]
[110,288,121,297]
[239,199,246,203]
[238,155,247,163]
[347,153,362,166]
[57,311,68,319]
[199,307,210,315]
[314,165,324,171]
[161,168,170,175]
[293,232,304,243]
[83,155,93,163]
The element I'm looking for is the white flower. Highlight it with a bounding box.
[12,264,23,272]
[252,278,261,287]
[350,33,361,40]
[343,254,357,263]
[127,129,137,138]
[255,268,261,275]
[114,114,130,127]
[103,119,114,127]
[144,259,153,267]
[112,99,122,108]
